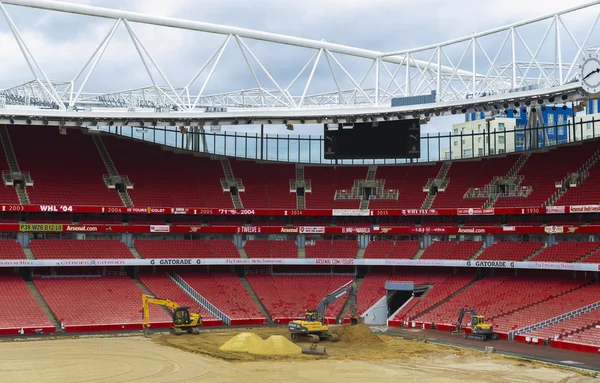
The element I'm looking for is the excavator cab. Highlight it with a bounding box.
[305,310,318,322]
[471,315,485,328]
[172,307,193,326]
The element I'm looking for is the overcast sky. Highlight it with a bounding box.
[1,0,598,137]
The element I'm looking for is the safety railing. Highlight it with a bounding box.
[509,301,600,340]
[168,272,231,325]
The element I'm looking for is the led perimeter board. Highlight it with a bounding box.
[323,119,421,160]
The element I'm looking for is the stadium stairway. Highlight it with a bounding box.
[91,135,133,207]
[413,248,426,259]
[421,162,451,209]
[129,248,143,259]
[24,280,62,331]
[221,158,243,209]
[238,248,249,259]
[169,273,232,325]
[295,165,306,210]
[410,277,479,321]
[356,248,365,259]
[23,248,35,260]
[298,248,305,259]
[337,277,364,323]
[240,277,273,324]
[470,247,486,260]
[524,246,546,261]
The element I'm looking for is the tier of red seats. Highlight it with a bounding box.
[134,240,239,258]
[391,274,475,320]
[102,135,232,208]
[178,273,265,323]
[494,143,598,208]
[475,241,544,261]
[559,321,600,347]
[523,307,600,342]
[9,127,123,206]
[0,275,55,334]
[230,159,296,209]
[419,241,482,260]
[432,156,518,209]
[579,248,600,263]
[417,277,590,333]
[305,240,358,258]
[363,240,420,259]
[244,240,298,258]
[491,282,600,333]
[0,133,19,204]
[554,152,600,206]
[0,240,26,259]
[138,273,221,326]
[30,240,133,259]
[34,276,172,330]
[303,166,366,209]
[246,274,352,323]
[369,163,441,209]
[529,242,600,263]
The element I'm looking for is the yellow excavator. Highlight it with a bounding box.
[451,308,498,341]
[142,294,202,337]
[288,280,363,343]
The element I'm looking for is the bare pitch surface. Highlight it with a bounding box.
[0,328,596,383]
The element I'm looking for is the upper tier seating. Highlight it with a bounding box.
[0,240,26,259]
[246,275,352,323]
[554,154,600,206]
[579,248,600,263]
[419,241,482,260]
[0,275,55,334]
[229,160,297,209]
[432,156,518,209]
[475,242,544,261]
[138,273,221,326]
[178,273,265,324]
[9,127,123,206]
[369,163,442,209]
[494,143,598,208]
[305,240,358,259]
[523,307,600,342]
[34,276,172,329]
[529,242,600,263]
[244,240,298,258]
[303,166,367,209]
[30,240,133,259]
[0,137,20,204]
[102,135,232,208]
[417,277,590,333]
[363,240,420,259]
[134,240,239,259]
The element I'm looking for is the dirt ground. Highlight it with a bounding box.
[0,327,597,383]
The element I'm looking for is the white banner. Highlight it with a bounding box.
[332,209,371,216]
[0,258,597,271]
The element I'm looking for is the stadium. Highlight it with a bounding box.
[1,0,600,381]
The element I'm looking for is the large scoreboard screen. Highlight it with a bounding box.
[323,119,421,160]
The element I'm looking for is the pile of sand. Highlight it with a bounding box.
[218,332,264,352]
[248,335,302,356]
[331,324,383,343]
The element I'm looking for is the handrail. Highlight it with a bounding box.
[168,272,231,325]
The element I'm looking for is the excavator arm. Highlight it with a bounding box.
[314,280,361,324]
[142,294,182,334]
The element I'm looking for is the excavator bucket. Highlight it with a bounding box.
[302,344,327,356]
[350,315,364,326]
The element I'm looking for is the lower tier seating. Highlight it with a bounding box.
[134,240,240,258]
[558,324,600,348]
[178,273,265,325]
[246,275,352,323]
[0,275,55,335]
[34,276,172,331]
[30,240,134,259]
[138,273,222,326]
[417,277,591,333]
[522,307,600,342]
[0,240,26,259]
